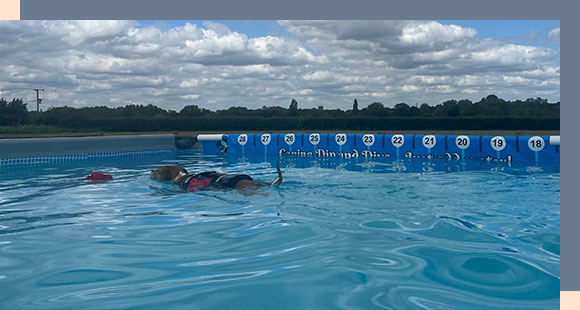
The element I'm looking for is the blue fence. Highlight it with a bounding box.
[202,133,559,165]
[0,133,559,168]
[0,148,176,167]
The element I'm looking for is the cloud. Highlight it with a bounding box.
[470,44,555,66]
[546,27,560,44]
[50,20,135,46]
[0,20,560,112]
[401,85,420,92]
[181,94,200,100]
[399,22,477,48]
[302,70,332,81]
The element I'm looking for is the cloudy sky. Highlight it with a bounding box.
[0,20,560,111]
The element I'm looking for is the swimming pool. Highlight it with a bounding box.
[0,153,560,309]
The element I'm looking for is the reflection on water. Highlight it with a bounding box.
[0,154,559,309]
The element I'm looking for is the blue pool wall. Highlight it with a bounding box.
[0,133,559,167]
[0,134,177,167]
[0,134,175,158]
[204,133,559,165]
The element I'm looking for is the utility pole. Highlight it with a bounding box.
[33,88,44,112]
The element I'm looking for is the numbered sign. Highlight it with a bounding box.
[237,134,248,146]
[422,135,436,149]
[309,133,320,146]
[260,134,271,146]
[363,134,375,147]
[490,136,506,152]
[455,135,470,150]
[335,133,347,146]
[284,133,296,145]
[528,136,545,152]
[391,135,405,148]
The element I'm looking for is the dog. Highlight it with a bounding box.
[151,164,282,195]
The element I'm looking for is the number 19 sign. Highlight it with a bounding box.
[490,136,506,152]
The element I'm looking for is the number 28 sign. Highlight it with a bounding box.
[237,134,248,146]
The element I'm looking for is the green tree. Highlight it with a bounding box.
[289,98,298,117]
[457,99,474,116]
[353,99,359,114]
[0,98,29,126]
[261,106,288,118]
[419,103,432,117]
[180,105,206,117]
[289,98,298,111]
[217,106,250,118]
[24,94,560,132]
[409,105,421,117]
[361,102,389,117]
[478,94,504,116]
[393,103,412,116]
[442,100,460,117]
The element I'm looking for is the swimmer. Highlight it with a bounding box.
[151,164,282,195]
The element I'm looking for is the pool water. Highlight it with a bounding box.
[0,154,560,309]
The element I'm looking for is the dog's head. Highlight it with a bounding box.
[151,166,189,182]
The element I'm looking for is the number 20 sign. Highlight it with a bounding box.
[455,135,470,150]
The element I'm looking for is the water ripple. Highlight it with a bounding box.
[0,156,559,309]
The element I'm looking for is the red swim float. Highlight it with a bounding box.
[80,172,113,181]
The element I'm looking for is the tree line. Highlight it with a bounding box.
[0,95,559,131]
[0,98,28,126]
